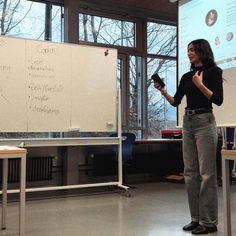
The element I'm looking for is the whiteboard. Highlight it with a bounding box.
[71,45,117,131]
[0,36,117,132]
[0,37,27,131]
[26,40,71,131]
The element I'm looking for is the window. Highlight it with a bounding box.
[79,13,135,47]
[129,56,143,128]
[147,59,176,138]
[116,55,143,138]
[146,21,177,138]
[51,5,64,42]
[0,0,63,42]
[147,22,177,56]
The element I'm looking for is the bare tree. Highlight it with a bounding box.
[0,0,33,35]
[80,14,134,46]
[1,1,62,41]
[146,23,177,137]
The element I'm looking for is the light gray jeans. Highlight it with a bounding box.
[183,112,218,227]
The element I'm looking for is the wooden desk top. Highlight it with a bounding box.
[0,146,27,154]
[221,149,236,156]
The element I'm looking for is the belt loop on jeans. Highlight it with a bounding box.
[185,108,212,116]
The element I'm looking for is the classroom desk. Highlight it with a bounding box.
[221,149,236,236]
[0,146,27,236]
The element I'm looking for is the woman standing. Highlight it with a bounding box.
[154,39,223,234]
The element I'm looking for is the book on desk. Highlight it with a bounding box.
[160,129,182,139]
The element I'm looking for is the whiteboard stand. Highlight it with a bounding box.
[0,89,131,198]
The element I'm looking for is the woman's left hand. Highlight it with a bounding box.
[192,71,203,88]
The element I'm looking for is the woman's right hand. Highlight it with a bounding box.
[154,82,162,90]
[154,82,167,95]
[154,82,173,103]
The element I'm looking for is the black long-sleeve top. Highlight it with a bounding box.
[172,66,223,109]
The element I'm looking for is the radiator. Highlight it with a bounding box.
[0,156,53,183]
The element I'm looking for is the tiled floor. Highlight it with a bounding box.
[1,182,235,236]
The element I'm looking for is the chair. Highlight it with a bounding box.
[110,132,136,184]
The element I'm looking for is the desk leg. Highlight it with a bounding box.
[19,156,26,236]
[2,158,8,230]
[222,156,231,236]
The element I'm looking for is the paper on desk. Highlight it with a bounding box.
[0,145,23,151]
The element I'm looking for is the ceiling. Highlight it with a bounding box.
[80,0,178,23]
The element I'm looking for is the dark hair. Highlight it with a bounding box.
[188,39,216,69]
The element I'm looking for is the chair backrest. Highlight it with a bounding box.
[110,132,136,162]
